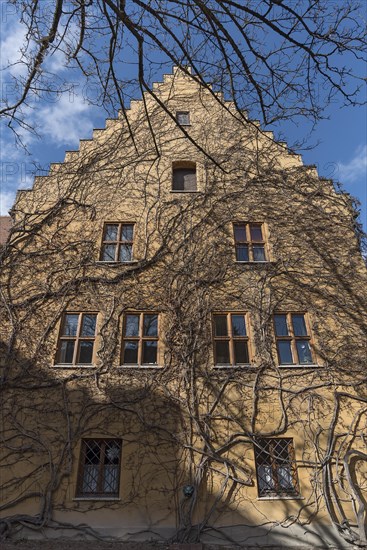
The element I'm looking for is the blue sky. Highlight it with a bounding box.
[1,4,366,231]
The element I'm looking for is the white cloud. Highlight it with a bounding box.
[0,189,16,215]
[337,145,367,184]
[0,20,29,76]
[34,93,94,146]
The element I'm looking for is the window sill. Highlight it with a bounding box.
[53,364,96,368]
[257,495,304,501]
[73,497,121,501]
[213,364,256,369]
[170,190,200,194]
[95,261,138,265]
[236,261,272,265]
[116,365,164,370]
[277,364,321,369]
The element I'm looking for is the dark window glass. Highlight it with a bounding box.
[119,244,132,262]
[255,439,298,497]
[233,224,247,241]
[143,314,158,337]
[250,225,263,241]
[104,224,119,241]
[81,314,97,337]
[62,314,79,336]
[77,439,121,497]
[215,341,230,364]
[121,224,134,241]
[59,340,75,363]
[274,315,289,336]
[172,168,197,191]
[296,340,313,363]
[214,315,228,336]
[292,314,307,336]
[277,341,293,364]
[253,245,266,261]
[142,341,157,364]
[78,341,94,363]
[234,341,249,364]
[123,341,138,363]
[236,244,249,261]
[176,111,190,125]
[125,315,140,337]
[101,244,116,261]
[231,315,246,336]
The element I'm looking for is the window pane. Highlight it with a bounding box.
[296,340,313,364]
[121,224,134,241]
[231,315,246,336]
[101,244,116,261]
[274,314,288,336]
[58,340,75,363]
[236,244,249,261]
[104,441,121,465]
[233,224,247,242]
[124,315,140,337]
[142,341,157,364]
[103,465,119,493]
[277,341,293,364]
[62,314,79,336]
[214,315,228,336]
[143,314,158,337]
[78,341,94,363]
[172,168,196,191]
[292,314,307,336]
[177,111,190,125]
[123,341,138,363]
[277,466,295,490]
[104,224,118,241]
[250,225,263,241]
[234,341,249,364]
[119,244,132,262]
[215,341,230,364]
[85,441,102,464]
[253,245,266,261]
[81,314,97,336]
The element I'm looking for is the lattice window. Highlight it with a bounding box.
[233,223,267,262]
[254,438,299,497]
[76,439,121,498]
[100,223,134,262]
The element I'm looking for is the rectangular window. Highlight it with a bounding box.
[213,313,250,366]
[76,439,121,498]
[274,313,313,365]
[176,111,190,125]
[56,313,97,365]
[121,312,159,366]
[233,223,267,262]
[254,438,299,497]
[172,163,197,191]
[100,223,134,262]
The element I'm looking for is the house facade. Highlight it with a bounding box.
[1,68,366,548]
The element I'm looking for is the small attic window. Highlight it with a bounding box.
[172,162,197,192]
[176,111,190,125]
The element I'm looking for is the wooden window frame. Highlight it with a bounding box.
[233,222,267,262]
[56,312,98,365]
[254,438,299,498]
[212,312,251,366]
[176,111,191,125]
[274,312,314,366]
[100,222,134,262]
[121,312,160,366]
[76,438,122,498]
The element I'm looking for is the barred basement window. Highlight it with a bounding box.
[176,111,190,125]
[213,313,250,366]
[172,161,197,191]
[121,312,159,365]
[56,313,97,365]
[233,223,267,262]
[76,439,121,498]
[254,438,299,497]
[100,223,134,262]
[274,313,314,365]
